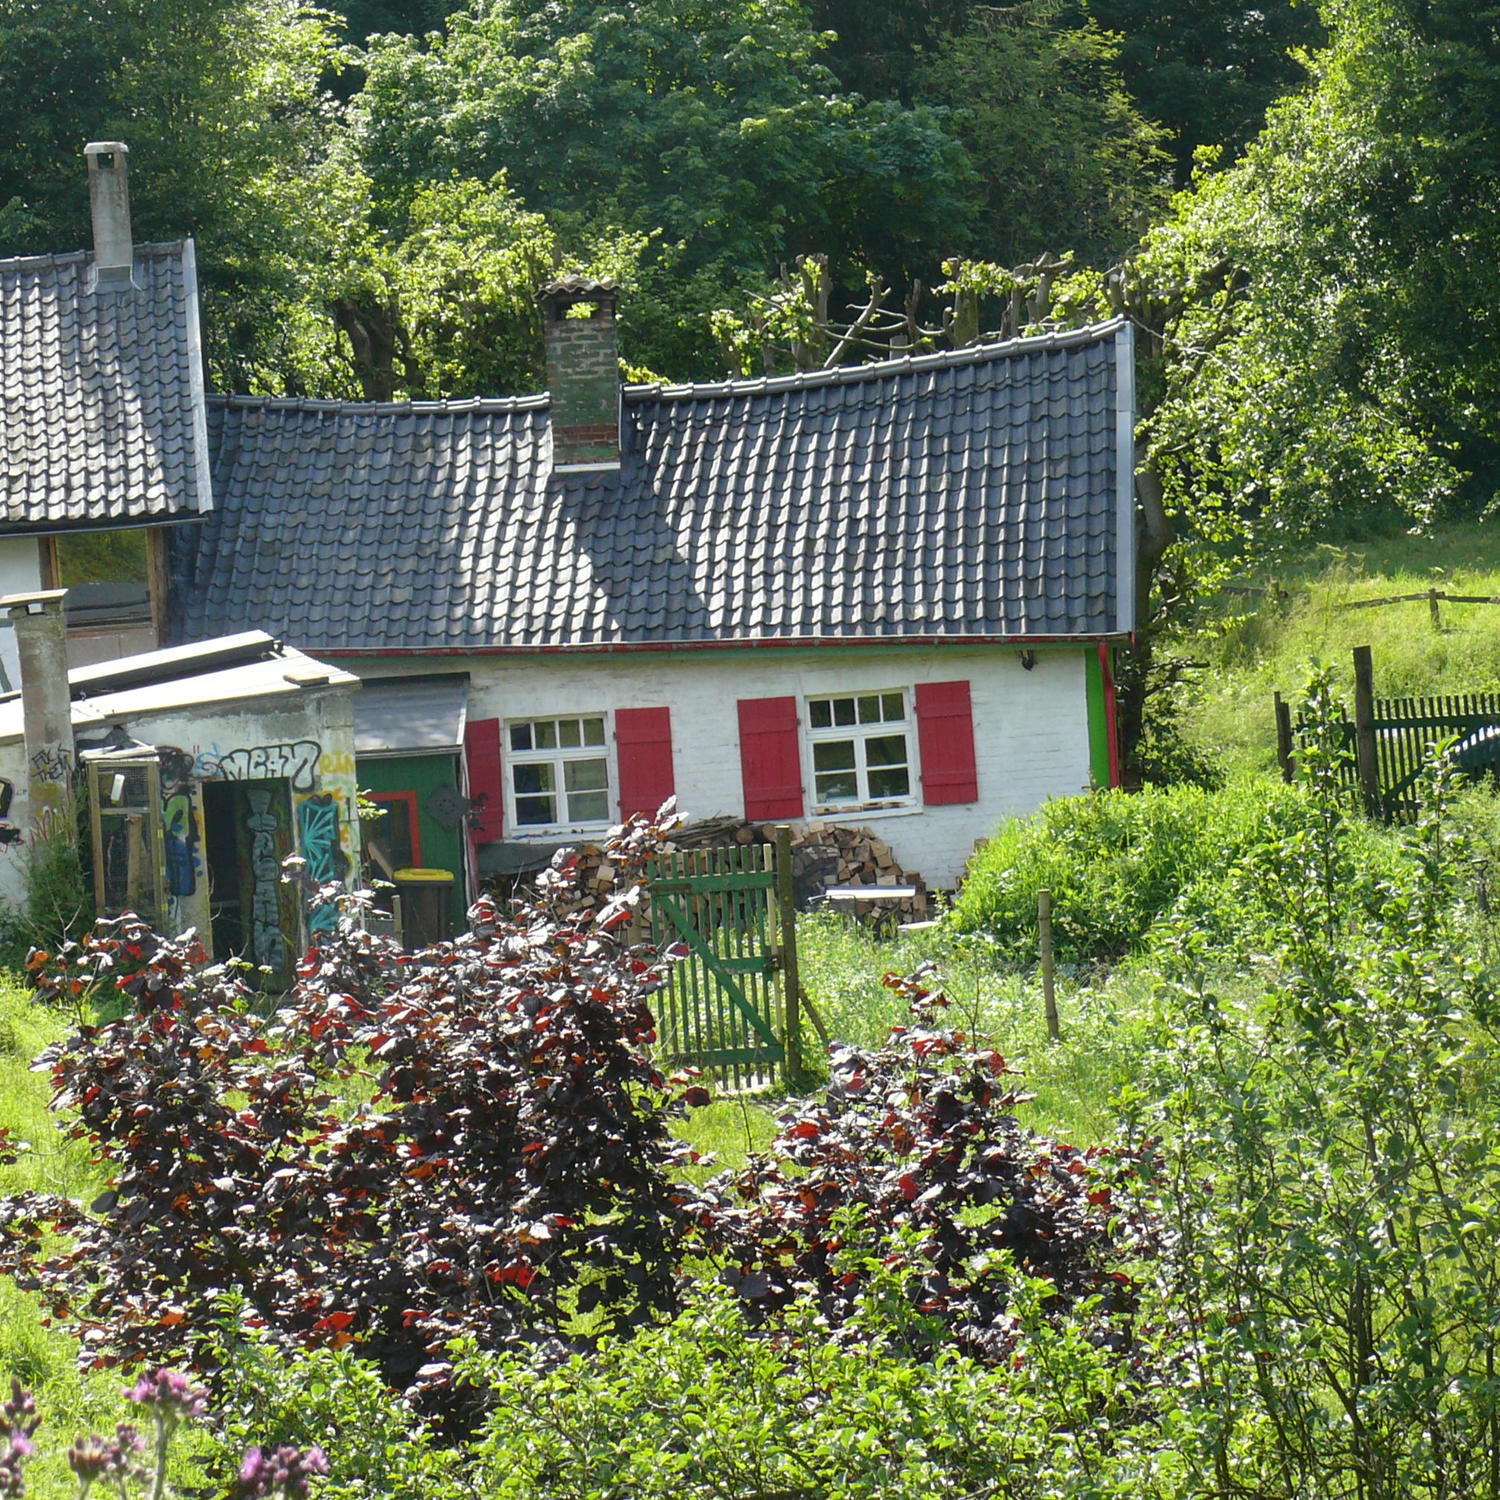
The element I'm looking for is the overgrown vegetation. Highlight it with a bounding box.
[7,678,1500,1495]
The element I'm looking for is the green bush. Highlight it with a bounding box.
[949,777,1354,964]
[463,1271,1185,1500]
[949,778,1290,961]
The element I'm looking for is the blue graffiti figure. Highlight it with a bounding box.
[163,791,198,898]
[297,793,345,934]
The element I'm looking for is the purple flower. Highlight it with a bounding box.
[68,1424,147,1489]
[233,1444,329,1499]
[125,1369,208,1425]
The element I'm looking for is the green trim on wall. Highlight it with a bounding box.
[1085,647,1111,789]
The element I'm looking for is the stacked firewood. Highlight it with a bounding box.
[557,817,929,926]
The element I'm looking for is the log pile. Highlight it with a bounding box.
[554,817,929,926]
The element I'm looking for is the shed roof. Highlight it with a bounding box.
[170,321,1135,652]
[0,633,356,746]
[0,240,212,534]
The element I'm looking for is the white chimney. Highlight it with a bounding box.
[84,141,134,287]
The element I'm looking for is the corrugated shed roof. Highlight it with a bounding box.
[170,321,1135,651]
[0,240,212,533]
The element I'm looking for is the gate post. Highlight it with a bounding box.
[1352,645,1381,817]
[774,825,803,1086]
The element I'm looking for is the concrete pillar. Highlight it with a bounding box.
[1,590,74,835]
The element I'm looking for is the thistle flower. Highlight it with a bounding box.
[67,1426,147,1492]
[233,1444,329,1500]
[124,1370,207,1427]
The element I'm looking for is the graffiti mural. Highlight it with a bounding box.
[200,741,321,792]
[0,778,18,847]
[296,792,347,934]
[246,786,290,975]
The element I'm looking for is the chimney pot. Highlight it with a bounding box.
[537,277,622,471]
[84,140,134,289]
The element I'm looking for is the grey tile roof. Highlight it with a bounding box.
[170,321,1134,651]
[0,240,212,533]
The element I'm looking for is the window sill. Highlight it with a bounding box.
[809,800,924,821]
[509,823,616,841]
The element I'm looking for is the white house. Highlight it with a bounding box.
[170,280,1136,907]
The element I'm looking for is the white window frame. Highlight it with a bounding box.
[505,712,614,834]
[803,689,920,815]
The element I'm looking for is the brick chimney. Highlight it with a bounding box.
[84,140,134,288]
[537,276,621,471]
[0,590,75,834]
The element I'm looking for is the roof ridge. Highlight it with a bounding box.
[0,240,189,275]
[208,392,549,416]
[623,318,1127,402]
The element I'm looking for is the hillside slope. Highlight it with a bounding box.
[1180,522,1500,778]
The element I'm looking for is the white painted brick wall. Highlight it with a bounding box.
[366,645,1094,888]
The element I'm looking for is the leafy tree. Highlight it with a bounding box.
[336,0,452,40]
[351,0,974,375]
[1146,0,1500,544]
[0,0,348,392]
[1089,0,1323,185]
[807,0,972,100]
[917,2,1170,266]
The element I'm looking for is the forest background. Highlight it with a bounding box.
[2,0,1498,768]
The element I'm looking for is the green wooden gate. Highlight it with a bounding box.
[648,838,802,1091]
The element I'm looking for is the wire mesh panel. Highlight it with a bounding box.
[648,843,785,1092]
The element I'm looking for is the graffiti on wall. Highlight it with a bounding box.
[199,741,322,793]
[246,786,290,974]
[29,745,72,784]
[155,748,204,935]
[0,778,18,848]
[295,792,347,934]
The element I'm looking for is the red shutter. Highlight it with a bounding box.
[738,696,804,821]
[916,680,979,805]
[464,717,505,841]
[615,707,675,819]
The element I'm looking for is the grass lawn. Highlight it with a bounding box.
[0,974,125,1500]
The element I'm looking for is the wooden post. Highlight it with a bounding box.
[774,825,803,1085]
[1274,692,1295,783]
[1429,587,1442,631]
[1038,888,1060,1043]
[1352,645,1380,817]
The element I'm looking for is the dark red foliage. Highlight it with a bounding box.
[688,967,1154,1362]
[0,818,698,1410]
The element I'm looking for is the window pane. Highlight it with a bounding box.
[813,740,856,773]
[882,692,905,721]
[583,717,606,746]
[832,698,857,727]
[809,700,832,729]
[534,720,558,749]
[864,733,908,768]
[559,718,582,748]
[815,770,859,803]
[513,762,554,795]
[564,757,608,793]
[868,766,911,799]
[567,789,610,822]
[516,795,555,826]
[509,723,533,752]
[857,694,881,723]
